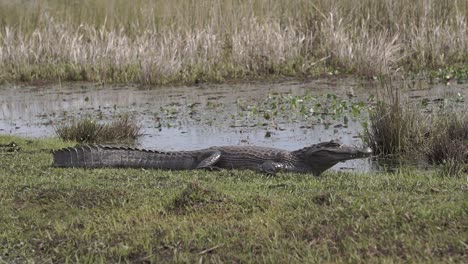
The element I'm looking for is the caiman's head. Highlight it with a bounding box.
[294,140,372,175]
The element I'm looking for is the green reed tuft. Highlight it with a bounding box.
[362,86,467,177]
[427,110,467,177]
[54,115,142,143]
[362,87,426,156]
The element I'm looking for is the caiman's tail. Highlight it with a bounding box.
[53,145,164,168]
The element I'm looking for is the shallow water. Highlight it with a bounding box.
[1,78,466,173]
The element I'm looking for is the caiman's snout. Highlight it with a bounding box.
[305,140,373,163]
[332,146,373,161]
[351,147,373,158]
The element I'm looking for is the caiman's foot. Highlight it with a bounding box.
[259,161,279,176]
[202,166,222,171]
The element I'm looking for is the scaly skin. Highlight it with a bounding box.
[53,140,372,176]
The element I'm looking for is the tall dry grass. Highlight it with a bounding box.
[0,0,466,84]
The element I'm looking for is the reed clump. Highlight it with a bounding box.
[54,115,142,143]
[426,110,467,177]
[362,87,426,156]
[0,0,466,84]
[363,88,467,177]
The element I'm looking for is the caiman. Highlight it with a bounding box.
[53,140,372,176]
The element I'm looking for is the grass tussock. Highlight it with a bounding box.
[363,87,467,176]
[0,0,466,84]
[54,115,142,143]
[14,186,131,209]
[427,110,468,177]
[0,135,466,262]
[363,89,426,156]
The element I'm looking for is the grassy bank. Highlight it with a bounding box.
[0,0,466,84]
[0,135,466,262]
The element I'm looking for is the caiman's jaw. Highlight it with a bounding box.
[309,146,373,163]
[301,140,372,174]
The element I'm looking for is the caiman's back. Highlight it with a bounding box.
[211,146,295,170]
[53,145,296,171]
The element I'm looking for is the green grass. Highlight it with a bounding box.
[0,0,466,84]
[0,135,466,263]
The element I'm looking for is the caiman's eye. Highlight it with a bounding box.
[328,140,342,147]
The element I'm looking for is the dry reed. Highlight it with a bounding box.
[0,0,466,84]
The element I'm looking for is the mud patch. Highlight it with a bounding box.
[166,182,231,214]
[312,192,340,206]
[236,194,272,213]
[0,142,21,152]
[14,185,132,209]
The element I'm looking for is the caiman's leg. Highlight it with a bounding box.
[258,160,288,176]
[196,150,222,170]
